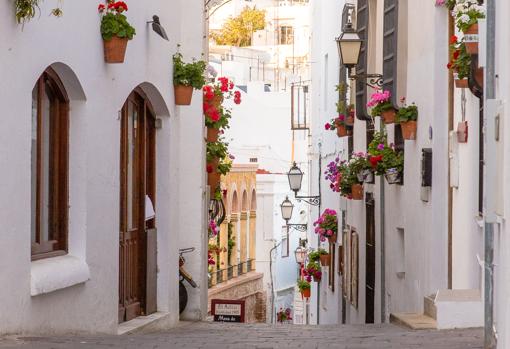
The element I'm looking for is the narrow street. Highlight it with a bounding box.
[0,322,482,349]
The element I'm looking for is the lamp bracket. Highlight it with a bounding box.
[287,223,308,232]
[348,70,384,89]
[294,194,321,206]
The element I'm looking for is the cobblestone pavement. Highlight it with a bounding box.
[0,322,483,349]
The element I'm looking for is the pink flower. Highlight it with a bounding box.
[377,143,385,150]
[325,123,331,130]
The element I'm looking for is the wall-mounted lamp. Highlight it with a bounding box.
[147,15,169,41]
[280,197,308,232]
[335,21,383,88]
[294,238,308,264]
[287,162,321,206]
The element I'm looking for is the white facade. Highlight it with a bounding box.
[0,1,207,334]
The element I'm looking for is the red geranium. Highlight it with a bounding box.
[369,155,383,168]
[450,35,458,44]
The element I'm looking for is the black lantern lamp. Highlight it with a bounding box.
[147,15,169,41]
[335,21,382,87]
[280,196,307,232]
[287,162,321,206]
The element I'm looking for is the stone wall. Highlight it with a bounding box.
[208,272,266,323]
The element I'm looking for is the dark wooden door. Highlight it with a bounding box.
[119,91,157,323]
[365,193,375,323]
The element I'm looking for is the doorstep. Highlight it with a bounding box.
[117,312,171,335]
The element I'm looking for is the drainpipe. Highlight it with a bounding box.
[269,241,281,324]
[484,0,496,348]
[380,125,386,323]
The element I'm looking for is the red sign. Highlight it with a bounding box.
[211,299,245,323]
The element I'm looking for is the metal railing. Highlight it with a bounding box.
[208,259,256,288]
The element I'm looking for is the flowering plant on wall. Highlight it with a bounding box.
[367,131,404,183]
[208,219,219,239]
[349,152,373,183]
[451,0,485,33]
[276,308,292,323]
[313,209,338,242]
[304,262,322,282]
[435,0,456,9]
[324,157,344,193]
[447,35,471,84]
[367,90,393,117]
[98,1,135,40]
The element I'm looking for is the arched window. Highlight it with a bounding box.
[31,68,69,260]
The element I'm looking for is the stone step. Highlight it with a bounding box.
[390,312,437,330]
[434,289,483,329]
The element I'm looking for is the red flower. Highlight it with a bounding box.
[98,4,106,12]
[325,123,331,130]
[450,35,458,44]
[206,165,213,173]
[369,155,383,168]
[209,109,220,122]
[447,62,453,69]
[229,81,234,90]
[453,50,460,60]
[233,91,241,104]
[114,1,128,12]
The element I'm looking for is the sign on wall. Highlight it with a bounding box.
[211,299,245,323]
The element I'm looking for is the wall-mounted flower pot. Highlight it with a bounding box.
[351,184,363,200]
[103,37,128,63]
[319,254,331,267]
[385,168,401,184]
[457,121,468,143]
[207,160,221,196]
[464,23,479,55]
[328,233,337,244]
[345,114,355,126]
[207,127,220,143]
[362,169,374,183]
[175,85,193,105]
[455,78,469,88]
[401,121,417,140]
[300,289,311,299]
[213,95,224,108]
[313,275,321,283]
[336,124,348,137]
[381,108,396,124]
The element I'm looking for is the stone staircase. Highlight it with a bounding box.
[390,289,483,330]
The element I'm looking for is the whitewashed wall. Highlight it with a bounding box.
[0,0,206,334]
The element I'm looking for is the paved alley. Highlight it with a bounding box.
[0,322,483,349]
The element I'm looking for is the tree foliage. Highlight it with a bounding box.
[211,7,266,47]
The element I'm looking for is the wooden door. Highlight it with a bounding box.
[365,193,375,323]
[119,91,157,323]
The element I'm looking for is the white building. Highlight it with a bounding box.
[0,0,207,334]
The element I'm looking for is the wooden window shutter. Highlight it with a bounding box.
[382,0,399,105]
[355,0,370,120]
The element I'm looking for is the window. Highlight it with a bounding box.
[354,0,370,120]
[278,26,294,45]
[31,69,69,260]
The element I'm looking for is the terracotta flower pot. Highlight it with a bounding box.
[381,108,396,124]
[455,78,469,89]
[207,160,221,197]
[474,67,484,87]
[351,184,363,200]
[464,23,479,55]
[336,124,348,137]
[400,120,417,140]
[103,36,128,63]
[207,127,220,143]
[345,115,355,126]
[328,234,337,244]
[213,95,224,108]
[313,275,321,283]
[319,254,331,267]
[300,288,311,299]
[175,85,194,106]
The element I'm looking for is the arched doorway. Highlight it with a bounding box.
[118,89,157,323]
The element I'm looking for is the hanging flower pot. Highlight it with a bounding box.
[328,233,337,244]
[313,275,321,283]
[345,114,355,126]
[351,184,363,200]
[381,108,396,124]
[362,169,374,183]
[207,160,221,196]
[206,127,220,143]
[174,85,194,105]
[336,124,349,137]
[400,120,417,140]
[464,23,479,55]
[213,95,224,108]
[300,288,311,299]
[356,172,365,183]
[319,254,331,267]
[103,36,129,63]
[385,168,401,184]
[474,66,484,87]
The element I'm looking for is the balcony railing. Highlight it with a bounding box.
[208,259,255,288]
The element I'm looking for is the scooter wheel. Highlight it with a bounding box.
[179,282,188,314]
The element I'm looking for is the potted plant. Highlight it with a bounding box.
[325,114,351,137]
[305,262,322,282]
[98,1,136,63]
[452,0,485,54]
[297,279,311,299]
[208,219,219,239]
[203,77,241,142]
[276,308,292,323]
[338,162,363,200]
[206,139,229,196]
[448,36,471,88]
[349,151,372,183]
[324,157,343,193]
[368,131,404,184]
[368,90,395,124]
[173,51,207,106]
[313,209,338,243]
[310,249,330,267]
[396,98,418,140]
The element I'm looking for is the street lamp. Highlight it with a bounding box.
[280,197,307,232]
[287,162,321,206]
[294,238,308,264]
[335,22,383,88]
